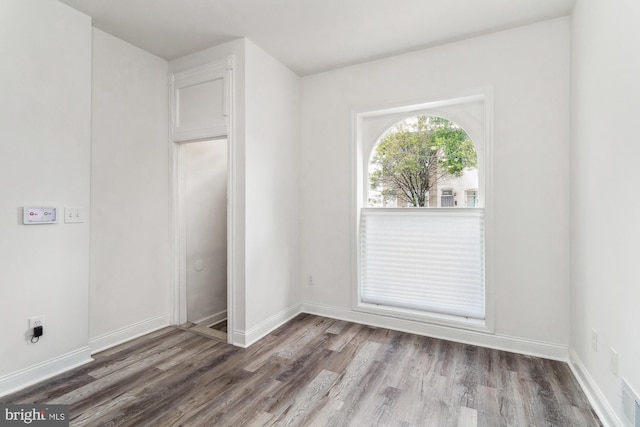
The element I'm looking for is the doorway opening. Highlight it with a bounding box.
[177,137,229,341]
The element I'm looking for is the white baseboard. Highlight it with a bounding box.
[89,313,170,354]
[301,302,569,361]
[232,304,302,348]
[195,310,227,327]
[0,347,92,398]
[569,349,624,427]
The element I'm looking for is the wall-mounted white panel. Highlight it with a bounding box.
[177,78,224,131]
[23,207,58,224]
[171,60,231,142]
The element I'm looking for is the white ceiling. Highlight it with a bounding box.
[58,0,575,76]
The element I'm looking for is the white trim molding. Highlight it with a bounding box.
[302,302,569,361]
[170,58,233,142]
[0,347,93,398]
[232,304,302,348]
[351,88,495,337]
[569,349,624,427]
[195,310,227,327]
[168,55,236,346]
[88,313,170,354]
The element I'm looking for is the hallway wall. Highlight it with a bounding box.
[90,28,170,351]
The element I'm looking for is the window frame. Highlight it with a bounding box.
[351,90,494,334]
[441,188,455,207]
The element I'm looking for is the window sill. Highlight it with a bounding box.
[354,301,493,334]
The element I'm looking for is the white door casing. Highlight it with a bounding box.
[169,56,235,344]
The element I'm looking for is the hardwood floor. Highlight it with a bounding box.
[210,319,228,333]
[182,322,227,342]
[2,314,601,426]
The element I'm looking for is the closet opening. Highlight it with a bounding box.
[176,137,229,341]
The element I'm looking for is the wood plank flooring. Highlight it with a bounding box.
[210,320,228,333]
[181,322,227,342]
[2,314,601,426]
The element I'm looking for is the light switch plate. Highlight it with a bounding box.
[64,207,85,223]
[610,348,619,376]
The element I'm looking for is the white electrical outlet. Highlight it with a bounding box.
[610,348,619,376]
[591,328,598,352]
[307,275,314,286]
[29,316,44,330]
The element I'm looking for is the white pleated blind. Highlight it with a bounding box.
[360,208,485,319]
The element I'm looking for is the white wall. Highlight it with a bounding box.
[300,18,571,352]
[571,0,640,424]
[0,0,92,393]
[90,29,170,349]
[244,40,301,333]
[184,139,228,325]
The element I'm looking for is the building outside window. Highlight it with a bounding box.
[441,189,454,207]
[466,189,478,207]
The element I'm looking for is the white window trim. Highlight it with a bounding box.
[351,88,495,334]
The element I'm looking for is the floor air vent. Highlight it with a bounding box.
[622,378,640,427]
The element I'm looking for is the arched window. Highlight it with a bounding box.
[367,115,478,208]
[356,97,490,328]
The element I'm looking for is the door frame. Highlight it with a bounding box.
[168,58,235,344]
